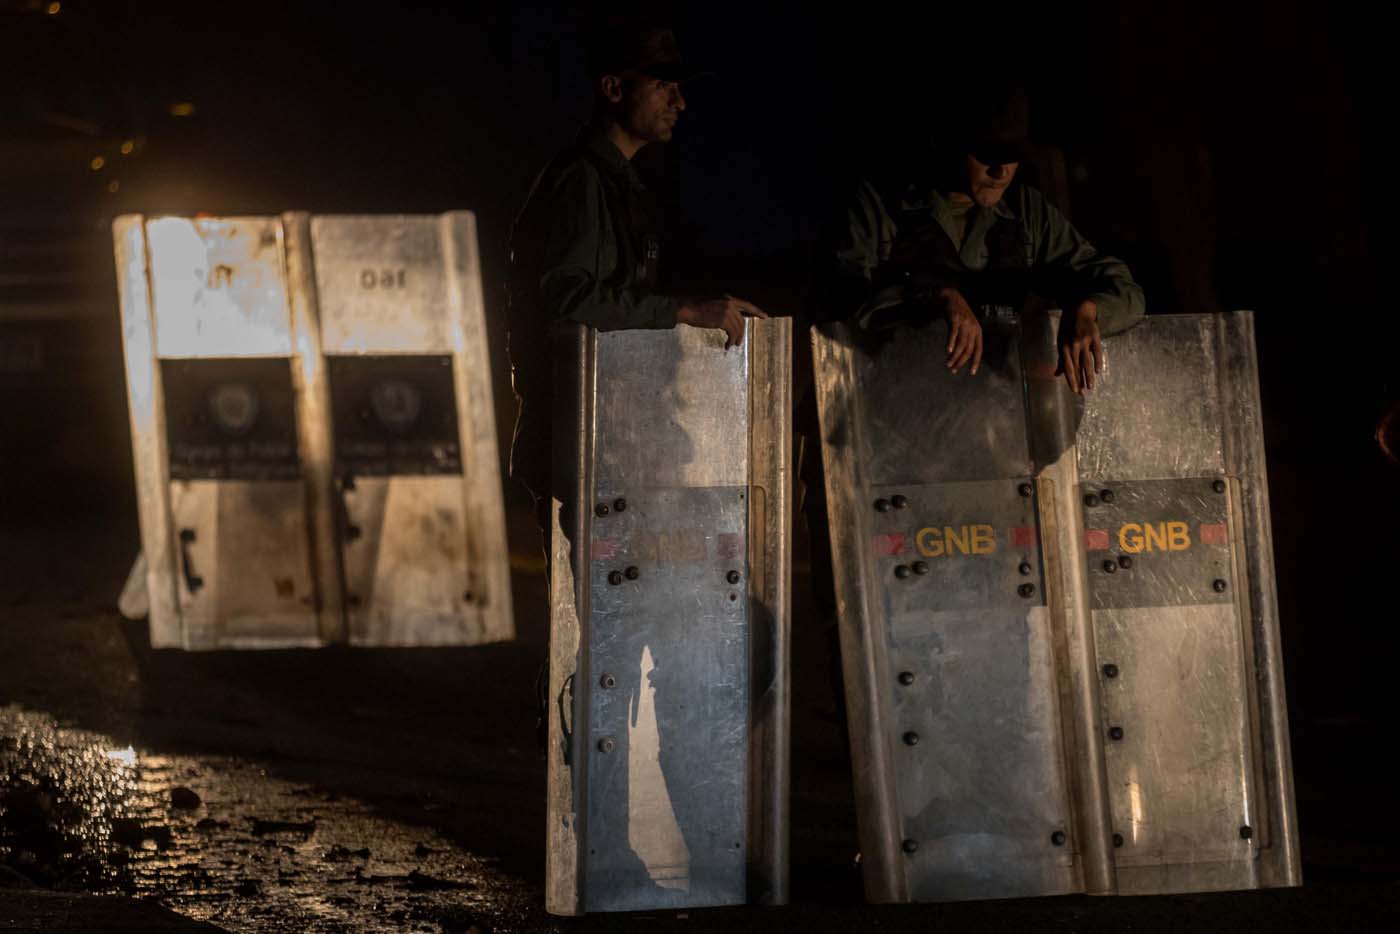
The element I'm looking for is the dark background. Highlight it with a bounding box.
[2,0,1397,897]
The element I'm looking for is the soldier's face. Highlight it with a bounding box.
[621,75,686,143]
[965,154,1019,207]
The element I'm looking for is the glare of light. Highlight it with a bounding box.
[90,156,105,171]
[46,2,61,15]
[120,140,135,155]
[169,101,196,118]
[1127,772,1143,844]
[147,217,294,357]
[108,180,120,193]
[105,746,137,766]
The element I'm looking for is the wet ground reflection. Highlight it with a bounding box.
[1,704,529,932]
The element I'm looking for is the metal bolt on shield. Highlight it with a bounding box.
[902,839,918,854]
[597,737,615,754]
[1051,831,1067,846]
[874,498,891,512]
[1214,579,1229,592]
[894,564,911,579]
[898,671,915,686]
[726,569,741,584]
[891,494,908,510]
[1018,583,1036,598]
[594,502,609,517]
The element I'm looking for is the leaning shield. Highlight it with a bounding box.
[812,310,1299,902]
[545,320,791,914]
[294,212,512,647]
[115,215,325,649]
[114,212,512,649]
[1073,312,1298,894]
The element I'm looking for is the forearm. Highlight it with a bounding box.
[544,269,682,331]
[1080,269,1144,337]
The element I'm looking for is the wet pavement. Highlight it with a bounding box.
[3,506,1400,932]
[1,705,527,932]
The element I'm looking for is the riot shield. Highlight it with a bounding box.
[1075,312,1298,894]
[114,212,512,649]
[116,216,327,649]
[545,320,791,915]
[297,213,512,646]
[812,310,1298,902]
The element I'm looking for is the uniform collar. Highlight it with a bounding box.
[580,126,645,188]
[926,187,1018,221]
[897,183,1018,223]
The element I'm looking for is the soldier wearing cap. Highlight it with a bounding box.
[507,25,767,512]
[800,82,1145,724]
[508,25,767,901]
[831,80,1144,389]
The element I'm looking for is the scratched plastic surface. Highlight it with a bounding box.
[583,486,750,910]
[1076,315,1225,482]
[580,327,752,911]
[1078,316,1269,893]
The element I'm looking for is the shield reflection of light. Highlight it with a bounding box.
[1127,771,1144,845]
[146,217,292,359]
[628,645,690,891]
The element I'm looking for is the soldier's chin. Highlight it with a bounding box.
[975,187,1006,207]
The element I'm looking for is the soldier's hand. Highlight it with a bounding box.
[678,296,769,350]
[938,288,982,375]
[1056,301,1103,395]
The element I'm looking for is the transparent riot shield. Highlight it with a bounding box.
[294,213,512,646]
[1074,312,1298,894]
[545,320,791,915]
[814,315,1090,902]
[114,213,512,649]
[812,310,1298,902]
[116,215,328,649]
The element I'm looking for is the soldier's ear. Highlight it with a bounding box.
[599,74,625,104]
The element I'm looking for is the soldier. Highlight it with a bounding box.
[802,79,1145,721]
[831,79,1143,388]
[506,24,768,900]
[507,24,767,520]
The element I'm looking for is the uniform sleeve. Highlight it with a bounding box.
[1028,190,1145,336]
[819,180,900,321]
[535,163,681,332]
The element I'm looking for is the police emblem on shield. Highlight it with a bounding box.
[207,382,259,435]
[370,379,422,434]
